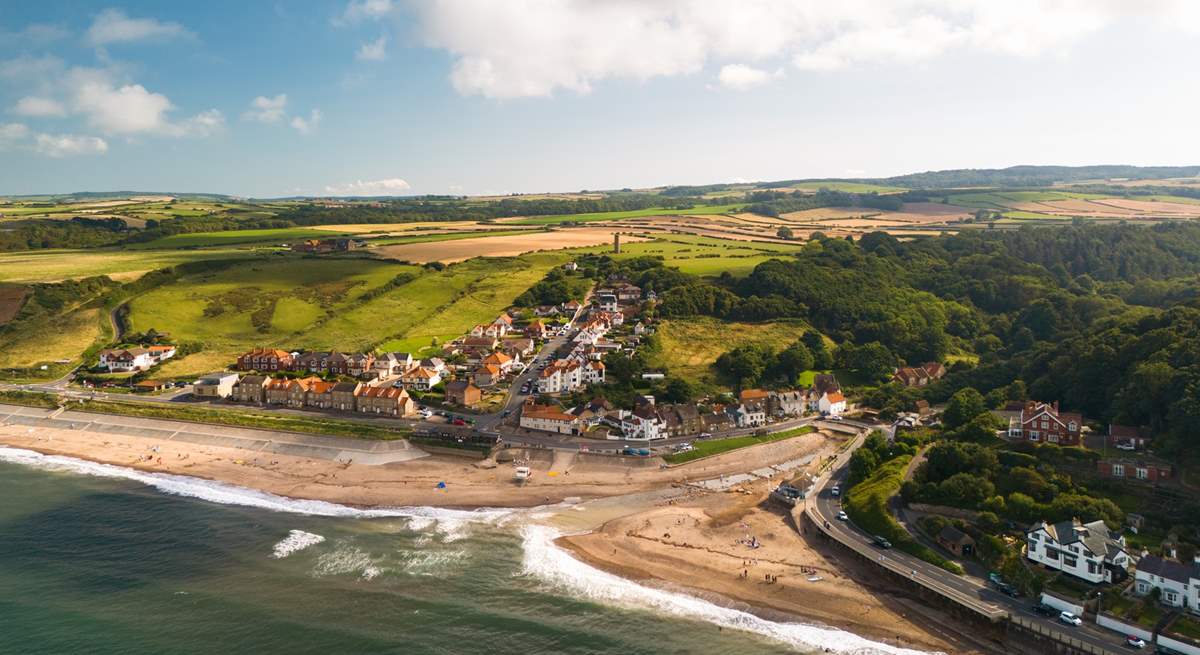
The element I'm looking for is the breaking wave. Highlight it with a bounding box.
[271,530,325,559]
[520,525,939,655]
[0,446,507,522]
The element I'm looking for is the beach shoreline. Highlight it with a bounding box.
[0,422,977,653]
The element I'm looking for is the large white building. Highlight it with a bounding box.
[818,391,847,418]
[1026,518,1129,583]
[98,345,176,372]
[1134,555,1199,611]
[519,404,580,435]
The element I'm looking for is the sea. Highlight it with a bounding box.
[0,446,932,655]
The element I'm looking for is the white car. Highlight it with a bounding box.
[1058,611,1082,626]
[1126,636,1146,649]
[1115,442,1136,451]
[836,511,849,521]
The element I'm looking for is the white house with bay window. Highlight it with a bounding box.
[1026,518,1129,584]
[1134,555,1200,612]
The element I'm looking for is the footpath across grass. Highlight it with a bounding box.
[844,455,964,575]
[663,425,815,464]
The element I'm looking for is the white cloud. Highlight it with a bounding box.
[336,0,394,25]
[2,23,70,43]
[34,133,109,157]
[173,109,225,137]
[411,1,1200,98]
[0,123,30,144]
[324,178,411,196]
[357,35,388,61]
[13,96,67,117]
[86,8,191,46]
[243,94,288,123]
[717,64,778,90]
[73,79,174,134]
[290,109,322,135]
[0,55,65,81]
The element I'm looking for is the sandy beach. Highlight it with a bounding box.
[0,422,978,652]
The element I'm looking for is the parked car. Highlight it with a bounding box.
[987,572,1004,585]
[451,418,466,426]
[836,511,849,521]
[1031,603,1056,617]
[1125,636,1145,649]
[1115,442,1136,451]
[697,432,713,440]
[1058,611,1082,626]
[873,535,892,549]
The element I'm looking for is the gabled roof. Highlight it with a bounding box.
[1136,555,1197,585]
[1029,518,1123,559]
[405,367,438,379]
[522,404,577,422]
[483,351,513,365]
[824,391,845,403]
[477,364,501,376]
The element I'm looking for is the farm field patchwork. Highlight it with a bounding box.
[503,203,746,225]
[0,248,270,283]
[571,233,802,277]
[371,227,645,263]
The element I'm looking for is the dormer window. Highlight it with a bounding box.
[1068,422,1077,431]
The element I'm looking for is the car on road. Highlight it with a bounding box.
[418,409,433,419]
[872,535,892,549]
[994,582,1020,597]
[1031,602,1056,617]
[836,511,848,521]
[830,485,840,497]
[1125,636,1146,649]
[1058,611,1082,626]
[501,409,511,418]
[697,432,713,440]
[451,418,467,426]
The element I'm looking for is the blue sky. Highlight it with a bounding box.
[2,1,1199,197]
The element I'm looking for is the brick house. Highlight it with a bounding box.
[1109,424,1153,451]
[236,348,293,371]
[357,386,414,416]
[1098,458,1172,483]
[263,378,293,406]
[445,380,482,406]
[524,320,548,339]
[231,375,270,403]
[1007,401,1083,445]
[304,380,337,409]
[474,364,503,387]
[331,381,362,411]
[892,367,930,387]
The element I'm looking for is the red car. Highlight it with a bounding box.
[451,418,466,426]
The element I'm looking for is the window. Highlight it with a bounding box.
[1112,464,1125,477]
[1088,562,1098,574]
[1063,555,1078,567]
[1166,591,1179,604]
[1041,420,1049,429]
[1028,541,1038,554]
[1136,468,1148,480]
[1068,421,1077,431]
[1137,581,1150,594]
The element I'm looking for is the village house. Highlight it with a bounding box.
[304,379,338,409]
[236,348,293,371]
[729,400,767,428]
[444,380,482,407]
[571,398,613,427]
[400,366,441,390]
[481,351,516,375]
[818,390,847,418]
[133,379,168,393]
[463,335,499,351]
[770,390,807,417]
[1026,518,1129,583]
[192,372,239,399]
[533,305,560,317]
[621,404,665,440]
[892,366,930,387]
[739,388,771,404]
[538,360,583,394]
[357,386,415,416]
[703,410,735,433]
[657,403,703,437]
[263,378,293,406]
[596,293,618,313]
[1133,555,1200,611]
[501,338,535,359]
[419,358,447,374]
[1007,400,1083,445]
[519,403,580,435]
[98,345,177,372]
[1097,458,1172,483]
[1109,424,1153,451]
[936,525,976,557]
[583,360,605,385]
[524,320,548,339]
[371,352,410,378]
[474,364,503,387]
[331,381,362,411]
[231,375,270,403]
[561,300,582,314]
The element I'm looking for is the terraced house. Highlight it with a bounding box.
[236,348,293,371]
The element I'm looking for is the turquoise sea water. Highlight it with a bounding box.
[0,447,928,655]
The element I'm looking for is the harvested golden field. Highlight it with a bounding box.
[779,202,969,225]
[372,227,647,263]
[1088,198,1200,215]
[311,221,531,234]
[0,307,100,368]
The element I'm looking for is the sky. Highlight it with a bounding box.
[1,0,1199,198]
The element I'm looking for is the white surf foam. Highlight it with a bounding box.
[313,543,383,580]
[0,446,508,523]
[520,525,940,655]
[271,530,326,559]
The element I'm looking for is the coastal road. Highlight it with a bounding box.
[806,430,1131,654]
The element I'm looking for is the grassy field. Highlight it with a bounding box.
[0,307,102,368]
[510,204,746,225]
[647,317,813,387]
[844,455,963,574]
[123,253,565,376]
[572,233,802,277]
[367,228,536,246]
[0,248,270,283]
[788,181,907,194]
[128,228,338,250]
[663,426,815,464]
